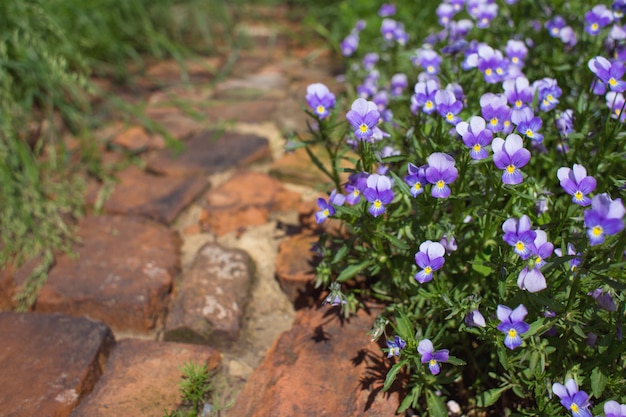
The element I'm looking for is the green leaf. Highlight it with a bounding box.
[331,244,349,264]
[383,360,407,392]
[591,367,608,398]
[336,260,372,282]
[426,390,447,417]
[394,308,414,341]
[379,231,411,251]
[525,318,546,337]
[476,387,507,408]
[446,355,467,366]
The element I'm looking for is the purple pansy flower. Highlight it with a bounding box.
[425,152,458,198]
[323,281,347,306]
[606,91,626,122]
[315,189,345,224]
[417,339,449,375]
[557,164,597,206]
[585,4,613,35]
[456,116,493,160]
[363,174,394,217]
[390,73,408,96]
[340,32,359,57]
[546,15,567,38]
[503,77,533,120]
[502,215,537,259]
[436,3,457,26]
[475,44,508,83]
[534,77,562,111]
[404,163,427,197]
[439,235,457,254]
[378,3,396,17]
[556,109,575,136]
[435,89,463,125]
[412,79,440,115]
[480,93,512,133]
[583,193,625,245]
[465,309,486,328]
[345,172,368,205]
[552,379,592,417]
[305,83,336,119]
[604,401,626,417]
[468,1,498,29]
[362,52,379,71]
[346,98,381,141]
[386,335,406,357]
[555,243,582,273]
[381,19,408,45]
[413,49,442,75]
[589,288,617,311]
[496,304,530,350]
[492,134,531,185]
[414,240,446,283]
[588,56,626,93]
[517,230,553,293]
[505,40,528,67]
[512,108,544,143]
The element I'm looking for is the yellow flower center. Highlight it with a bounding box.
[427,65,435,73]
[429,359,436,366]
[481,17,488,25]
[508,328,517,338]
[425,101,433,109]
[616,109,622,116]
[506,165,516,174]
[552,28,559,35]
[353,190,360,197]
[491,118,498,126]
[574,191,583,201]
[485,68,493,76]
[547,94,554,101]
[515,241,525,252]
[323,209,329,216]
[374,200,382,208]
[512,57,519,64]
[436,180,445,189]
[591,23,599,31]
[496,67,503,75]
[446,112,454,121]
[504,121,511,127]
[610,78,617,86]
[473,144,481,153]
[592,226,603,237]
[424,266,432,275]
[515,100,522,108]
[571,404,580,413]
[525,129,534,137]
[316,105,326,114]
[535,256,542,264]
[414,183,422,191]
[359,124,369,133]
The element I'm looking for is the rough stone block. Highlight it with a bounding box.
[230,306,401,417]
[0,312,115,417]
[71,339,220,417]
[274,232,320,307]
[147,130,271,178]
[165,243,254,347]
[26,215,180,335]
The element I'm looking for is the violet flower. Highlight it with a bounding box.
[435,89,463,125]
[363,174,394,217]
[412,79,440,115]
[588,56,626,93]
[552,379,592,417]
[414,240,446,283]
[345,172,368,205]
[456,116,492,160]
[378,3,396,17]
[362,52,379,71]
[496,304,530,350]
[492,134,531,185]
[606,91,626,122]
[555,243,582,273]
[315,189,345,224]
[534,77,562,111]
[413,49,442,76]
[404,163,427,197]
[583,193,625,245]
[469,1,498,29]
[557,164,597,206]
[346,98,381,141]
[475,44,508,83]
[323,282,347,306]
[390,73,408,96]
[585,4,613,35]
[604,400,626,417]
[502,215,536,260]
[517,230,553,293]
[436,3,457,26]
[545,16,567,38]
[480,93,512,133]
[425,152,458,198]
[465,309,486,328]
[340,32,359,57]
[555,109,575,136]
[386,335,406,357]
[588,288,617,311]
[512,108,544,143]
[417,339,449,375]
[505,39,528,67]
[305,83,336,119]
[503,76,533,120]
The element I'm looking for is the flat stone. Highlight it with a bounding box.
[112,125,166,152]
[90,166,209,224]
[147,130,271,178]
[71,339,220,417]
[24,215,180,335]
[275,232,320,307]
[164,243,254,347]
[144,107,205,140]
[0,312,115,417]
[200,171,301,236]
[230,306,401,417]
[203,100,279,124]
[213,71,289,100]
[270,145,352,187]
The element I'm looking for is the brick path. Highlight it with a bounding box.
[0,6,400,416]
